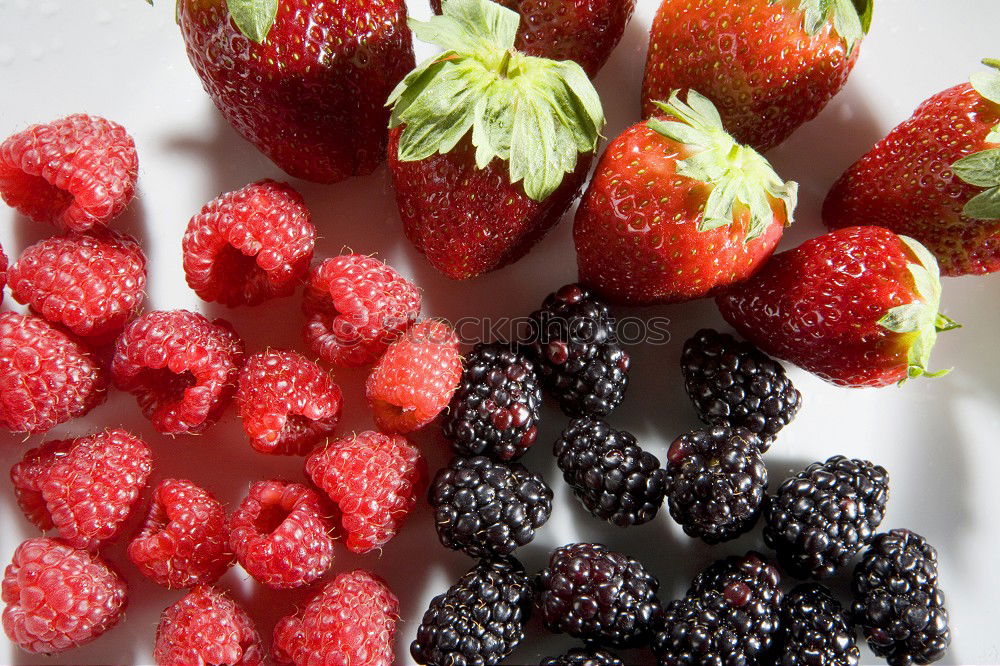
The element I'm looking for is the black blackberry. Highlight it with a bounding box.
[526,284,630,418]
[411,557,533,666]
[665,426,767,543]
[539,647,624,666]
[442,343,543,462]
[680,328,802,450]
[777,584,860,666]
[537,542,662,647]
[554,417,667,527]
[429,455,553,558]
[653,552,783,666]
[852,530,950,666]
[764,455,889,579]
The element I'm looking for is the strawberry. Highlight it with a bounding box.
[716,226,958,388]
[428,0,636,78]
[824,60,1000,276]
[387,0,605,280]
[642,0,872,152]
[172,0,414,183]
[574,91,797,305]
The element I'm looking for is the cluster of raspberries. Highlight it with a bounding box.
[0,114,462,662]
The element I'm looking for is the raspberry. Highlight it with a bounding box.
[306,430,425,553]
[8,229,147,341]
[537,542,663,647]
[365,319,461,433]
[154,585,263,666]
[128,479,234,589]
[302,253,421,367]
[442,342,543,461]
[111,309,245,434]
[229,480,334,589]
[183,180,315,306]
[11,429,152,551]
[273,569,399,665]
[0,114,137,231]
[1,537,127,654]
[0,243,7,304]
[237,350,343,455]
[0,312,107,434]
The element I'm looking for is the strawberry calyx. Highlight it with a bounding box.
[145,0,278,44]
[647,90,798,242]
[877,236,959,383]
[779,0,873,54]
[953,59,1000,220]
[387,0,605,202]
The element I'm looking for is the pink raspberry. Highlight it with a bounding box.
[8,229,147,341]
[365,319,462,433]
[236,350,343,456]
[11,429,152,551]
[0,312,107,434]
[111,309,245,434]
[0,242,7,305]
[272,570,399,665]
[229,480,334,589]
[306,431,425,553]
[2,537,127,654]
[302,253,421,367]
[154,585,263,666]
[183,180,315,306]
[128,478,234,589]
[0,114,138,231]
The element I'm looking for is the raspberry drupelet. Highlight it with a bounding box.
[154,585,264,666]
[128,478,234,589]
[111,309,245,434]
[0,243,7,304]
[302,253,421,367]
[0,312,107,434]
[11,429,152,551]
[0,114,138,230]
[183,179,315,306]
[237,350,343,455]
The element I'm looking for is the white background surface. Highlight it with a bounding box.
[1,0,998,664]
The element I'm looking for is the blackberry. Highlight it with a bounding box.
[537,542,662,648]
[527,284,630,418]
[411,557,533,666]
[554,418,667,527]
[442,343,543,461]
[680,329,801,450]
[429,456,553,558]
[653,552,783,666]
[777,583,860,666]
[665,426,767,543]
[764,455,889,579]
[852,530,950,666]
[540,647,624,666]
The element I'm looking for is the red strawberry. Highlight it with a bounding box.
[642,0,871,152]
[429,0,636,78]
[174,0,414,183]
[574,91,797,305]
[387,0,604,279]
[824,60,1000,276]
[716,226,958,388]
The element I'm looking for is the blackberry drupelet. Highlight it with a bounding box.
[680,328,801,450]
[526,284,630,418]
[765,455,889,579]
[537,542,662,648]
[778,584,860,666]
[653,552,783,666]
[429,456,553,558]
[442,343,543,461]
[852,530,950,666]
[540,647,624,666]
[554,418,667,527]
[411,557,533,666]
[665,426,767,543]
